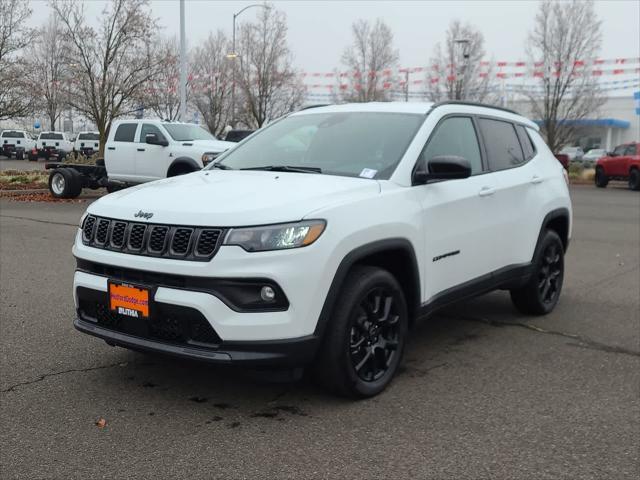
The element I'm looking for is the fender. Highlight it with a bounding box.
[534,207,571,256]
[168,157,201,175]
[313,238,421,338]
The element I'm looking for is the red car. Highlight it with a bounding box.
[595,142,640,191]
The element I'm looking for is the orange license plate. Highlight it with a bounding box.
[108,281,150,319]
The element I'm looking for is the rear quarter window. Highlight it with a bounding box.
[515,125,536,160]
[478,118,524,171]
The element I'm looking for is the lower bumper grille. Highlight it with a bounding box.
[77,287,221,346]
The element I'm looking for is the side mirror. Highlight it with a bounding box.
[145,133,168,147]
[413,155,471,185]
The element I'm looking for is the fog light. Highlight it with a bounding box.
[260,286,276,302]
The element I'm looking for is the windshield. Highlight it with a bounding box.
[2,131,24,138]
[78,133,99,140]
[162,124,216,142]
[40,133,63,140]
[212,112,423,180]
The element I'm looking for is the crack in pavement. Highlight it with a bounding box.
[1,361,129,394]
[0,214,77,227]
[445,314,640,358]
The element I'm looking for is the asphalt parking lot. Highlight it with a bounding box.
[0,185,638,479]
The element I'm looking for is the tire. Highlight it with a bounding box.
[28,153,38,161]
[628,169,640,191]
[510,230,564,315]
[313,265,408,398]
[48,168,82,199]
[595,167,608,188]
[16,150,24,160]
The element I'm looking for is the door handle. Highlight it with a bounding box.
[137,148,145,152]
[107,147,115,150]
[478,186,496,197]
[531,175,544,184]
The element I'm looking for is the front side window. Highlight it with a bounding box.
[214,112,423,180]
[624,144,637,156]
[478,118,524,171]
[114,124,137,142]
[612,145,626,156]
[162,124,215,142]
[419,117,483,174]
[140,124,166,143]
[40,133,63,140]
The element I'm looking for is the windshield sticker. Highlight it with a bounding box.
[359,168,377,179]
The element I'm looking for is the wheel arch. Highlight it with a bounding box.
[535,208,570,255]
[314,238,421,338]
[167,157,200,177]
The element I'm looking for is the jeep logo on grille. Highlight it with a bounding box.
[134,210,154,220]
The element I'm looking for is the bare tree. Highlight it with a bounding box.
[0,0,33,121]
[339,19,398,102]
[191,31,232,136]
[425,20,493,103]
[235,6,304,128]
[23,14,68,130]
[138,37,184,121]
[51,0,162,156]
[526,0,605,152]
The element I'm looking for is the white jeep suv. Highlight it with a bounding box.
[73,102,572,397]
[104,120,234,183]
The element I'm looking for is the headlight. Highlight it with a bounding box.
[201,152,220,166]
[224,220,326,252]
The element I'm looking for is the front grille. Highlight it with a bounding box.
[81,215,224,261]
[77,288,221,347]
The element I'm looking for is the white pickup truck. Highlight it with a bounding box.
[46,120,234,198]
[74,131,100,156]
[34,131,74,161]
[1,129,36,160]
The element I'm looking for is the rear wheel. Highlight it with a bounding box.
[49,168,82,198]
[16,150,24,160]
[510,230,564,315]
[595,167,608,188]
[629,169,640,191]
[314,266,408,398]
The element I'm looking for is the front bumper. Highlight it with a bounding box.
[74,317,319,367]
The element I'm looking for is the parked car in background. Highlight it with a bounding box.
[74,131,100,156]
[554,153,570,170]
[1,129,36,159]
[224,129,254,142]
[32,131,73,161]
[559,146,584,162]
[581,148,607,168]
[72,101,572,397]
[595,142,640,190]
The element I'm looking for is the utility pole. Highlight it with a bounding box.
[179,0,187,121]
[404,69,409,102]
[454,38,470,100]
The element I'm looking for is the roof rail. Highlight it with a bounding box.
[431,100,519,116]
[299,104,331,111]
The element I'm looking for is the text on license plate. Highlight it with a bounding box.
[109,282,150,318]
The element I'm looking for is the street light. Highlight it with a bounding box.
[454,38,470,100]
[227,3,270,127]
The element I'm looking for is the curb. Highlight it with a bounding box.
[0,189,50,196]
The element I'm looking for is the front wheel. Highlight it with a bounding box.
[629,169,640,191]
[595,167,608,188]
[510,230,564,315]
[314,266,408,398]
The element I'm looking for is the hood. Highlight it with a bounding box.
[89,170,380,226]
[189,139,236,152]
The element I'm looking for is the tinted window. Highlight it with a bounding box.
[420,117,482,174]
[140,124,166,143]
[2,131,25,138]
[624,145,637,156]
[78,133,99,140]
[478,118,524,171]
[612,145,626,156]
[515,125,535,160]
[215,112,423,180]
[40,133,63,140]
[114,124,137,142]
[163,124,214,141]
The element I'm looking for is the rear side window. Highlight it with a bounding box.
[420,117,483,174]
[515,125,536,160]
[478,118,524,171]
[114,124,137,142]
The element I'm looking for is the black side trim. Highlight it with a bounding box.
[169,157,200,173]
[535,207,570,255]
[75,318,319,367]
[418,262,533,319]
[314,238,420,336]
[75,258,289,312]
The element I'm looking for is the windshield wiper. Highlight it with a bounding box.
[210,162,233,170]
[240,165,322,174]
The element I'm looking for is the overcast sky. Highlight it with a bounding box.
[29,0,639,73]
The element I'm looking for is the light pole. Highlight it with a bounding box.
[227,3,269,128]
[454,38,470,100]
[179,0,187,121]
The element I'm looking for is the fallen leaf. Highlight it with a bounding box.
[95,418,107,428]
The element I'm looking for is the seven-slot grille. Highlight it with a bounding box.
[81,215,224,261]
